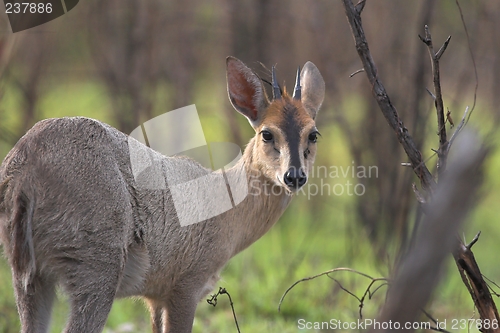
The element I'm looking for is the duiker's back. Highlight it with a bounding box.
[0,115,212,287]
[0,116,144,289]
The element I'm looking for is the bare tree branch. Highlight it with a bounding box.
[341,1,497,331]
[455,0,478,126]
[419,25,450,178]
[341,0,436,193]
[278,267,387,314]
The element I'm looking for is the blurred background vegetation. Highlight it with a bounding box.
[1,0,500,332]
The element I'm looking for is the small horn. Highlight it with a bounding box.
[293,66,301,100]
[272,65,281,100]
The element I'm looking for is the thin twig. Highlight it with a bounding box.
[419,25,450,178]
[425,87,436,100]
[466,231,481,250]
[349,68,365,77]
[421,309,452,333]
[446,109,454,128]
[329,278,362,303]
[370,282,389,298]
[435,36,452,60]
[278,267,386,312]
[327,275,388,319]
[207,287,241,333]
[455,0,478,126]
[483,275,500,297]
[354,0,366,14]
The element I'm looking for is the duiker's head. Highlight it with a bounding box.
[226,56,325,192]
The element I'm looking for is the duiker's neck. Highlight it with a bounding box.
[224,137,293,254]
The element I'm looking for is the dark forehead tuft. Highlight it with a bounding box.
[281,104,302,137]
[260,96,314,136]
[281,100,313,134]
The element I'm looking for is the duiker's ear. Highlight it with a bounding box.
[227,56,269,128]
[301,61,325,120]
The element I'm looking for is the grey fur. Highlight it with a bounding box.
[0,57,324,333]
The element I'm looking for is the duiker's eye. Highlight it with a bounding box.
[261,130,274,142]
[308,132,319,143]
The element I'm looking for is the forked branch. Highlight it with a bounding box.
[207,287,241,333]
[342,0,436,193]
[419,25,451,178]
[278,267,387,319]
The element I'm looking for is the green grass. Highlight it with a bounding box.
[1,79,499,333]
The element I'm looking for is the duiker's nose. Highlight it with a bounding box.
[283,168,307,189]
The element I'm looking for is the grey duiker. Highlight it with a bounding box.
[0,56,324,333]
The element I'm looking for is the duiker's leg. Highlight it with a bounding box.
[62,258,122,333]
[14,274,56,333]
[147,300,167,333]
[165,290,198,333]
